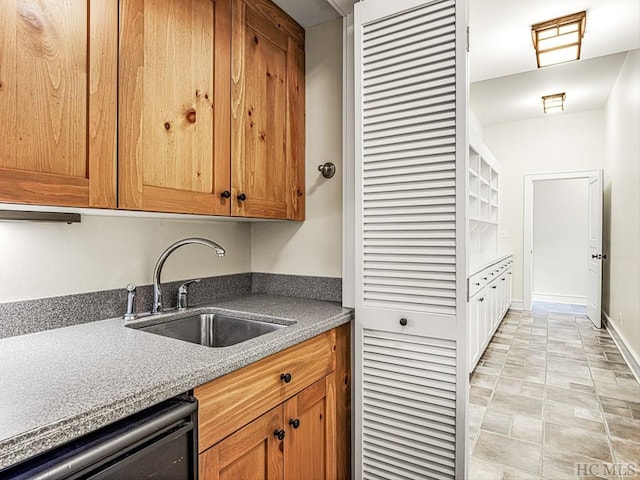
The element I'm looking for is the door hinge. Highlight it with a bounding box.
[466,26,470,52]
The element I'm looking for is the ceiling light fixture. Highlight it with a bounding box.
[542,93,566,113]
[531,11,586,68]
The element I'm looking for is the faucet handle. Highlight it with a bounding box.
[124,284,137,320]
[177,279,201,310]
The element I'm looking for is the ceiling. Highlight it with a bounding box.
[469,0,640,125]
[271,0,638,126]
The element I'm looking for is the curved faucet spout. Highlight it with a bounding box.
[152,238,226,314]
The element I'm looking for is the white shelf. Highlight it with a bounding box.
[468,136,499,257]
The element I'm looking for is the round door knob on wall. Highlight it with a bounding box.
[318,162,336,178]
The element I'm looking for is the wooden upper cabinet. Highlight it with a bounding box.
[0,0,117,208]
[231,0,305,220]
[118,0,231,215]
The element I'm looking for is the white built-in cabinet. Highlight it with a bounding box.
[466,130,513,371]
[468,255,513,370]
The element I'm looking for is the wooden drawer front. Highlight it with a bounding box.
[195,330,336,452]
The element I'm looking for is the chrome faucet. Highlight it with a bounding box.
[152,238,225,314]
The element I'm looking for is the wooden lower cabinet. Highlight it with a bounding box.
[196,325,350,480]
[200,374,336,480]
[200,406,284,480]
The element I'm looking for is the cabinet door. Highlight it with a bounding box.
[231,0,304,220]
[200,405,284,480]
[119,0,231,215]
[283,374,337,480]
[0,0,116,208]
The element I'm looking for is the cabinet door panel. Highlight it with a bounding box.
[0,0,116,207]
[284,374,337,480]
[231,0,304,220]
[119,0,230,215]
[200,406,284,480]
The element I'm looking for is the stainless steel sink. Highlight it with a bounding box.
[136,313,288,347]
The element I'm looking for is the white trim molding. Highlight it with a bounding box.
[603,311,640,383]
[532,292,587,306]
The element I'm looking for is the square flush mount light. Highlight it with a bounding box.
[542,93,566,113]
[532,11,586,68]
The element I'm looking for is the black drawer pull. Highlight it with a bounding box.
[289,418,300,429]
[220,190,231,199]
[237,193,247,201]
[399,318,408,326]
[274,429,285,440]
[280,373,292,383]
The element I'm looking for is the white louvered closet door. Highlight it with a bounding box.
[354,0,468,479]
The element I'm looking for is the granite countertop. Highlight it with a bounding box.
[0,294,353,470]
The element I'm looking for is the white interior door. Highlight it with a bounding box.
[587,171,603,327]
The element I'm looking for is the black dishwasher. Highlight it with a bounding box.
[2,396,198,480]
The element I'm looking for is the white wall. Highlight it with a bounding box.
[483,110,606,305]
[251,18,343,278]
[0,215,252,303]
[532,178,589,304]
[603,49,640,362]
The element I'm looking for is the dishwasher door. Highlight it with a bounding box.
[3,396,198,480]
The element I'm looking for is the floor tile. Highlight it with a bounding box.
[468,456,504,480]
[489,391,543,418]
[473,430,542,475]
[609,438,640,470]
[544,421,613,463]
[546,385,601,410]
[481,408,513,435]
[510,414,543,444]
[605,413,640,443]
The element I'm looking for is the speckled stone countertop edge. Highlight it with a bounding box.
[0,303,353,470]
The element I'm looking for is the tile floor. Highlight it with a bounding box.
[468,302,640,480]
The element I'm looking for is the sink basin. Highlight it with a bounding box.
[136,313,289,347]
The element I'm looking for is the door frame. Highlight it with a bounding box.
[523,170,602,311]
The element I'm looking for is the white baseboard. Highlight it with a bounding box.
[508,300,524,311]
[532,292,587,306]
[602,311,640,383]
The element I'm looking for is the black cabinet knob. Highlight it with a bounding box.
[237,193,247,201]
[220,190,231,199]
[274,429,285,440]
[399,318,408,326]
[479,298,485,302]
[482,277,488,280]
[592,254,598,258]
[280,373,292,383]
[289,418,300,429]
[492,285,497,289]
[502,278,506,281]
[474,282,480,286]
